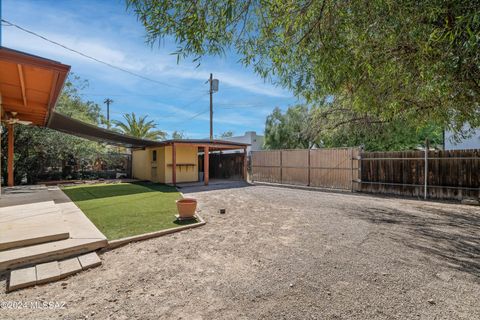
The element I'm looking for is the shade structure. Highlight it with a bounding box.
[0,46,70,126]
[0,46,70,187]
[47,111,161,148]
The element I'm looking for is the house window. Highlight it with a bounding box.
[152,150,157,162]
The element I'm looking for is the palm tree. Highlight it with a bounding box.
[112,112,166,140]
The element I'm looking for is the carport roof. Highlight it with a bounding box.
[0,46,70,126]
[48,111,249,149]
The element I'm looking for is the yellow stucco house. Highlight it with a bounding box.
[132,139,249,185]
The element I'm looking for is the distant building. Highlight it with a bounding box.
[444,125,480,150]
[222,131,264,155]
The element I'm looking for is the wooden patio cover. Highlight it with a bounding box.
[0,47,70,186]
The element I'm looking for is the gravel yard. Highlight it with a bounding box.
[1,184,479,319]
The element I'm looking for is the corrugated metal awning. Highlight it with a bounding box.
[47,111,162,148]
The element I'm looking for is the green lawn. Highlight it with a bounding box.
[62,182,197,240]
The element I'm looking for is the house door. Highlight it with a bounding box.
[151,150,157,181]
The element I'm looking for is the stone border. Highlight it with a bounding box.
[104,214,205,250]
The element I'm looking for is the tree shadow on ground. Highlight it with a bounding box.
[349,205,480,278]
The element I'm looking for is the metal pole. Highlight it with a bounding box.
[209,73,213,141]
[424,139,429,199]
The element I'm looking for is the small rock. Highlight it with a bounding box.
[61,282,68,286]
[427,299,436,305]
[289,283,294,288]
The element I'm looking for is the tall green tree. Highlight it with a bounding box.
[127,0,480,134]
[112,113,166,140]
[264,103,443,151]
[264,106,316,149]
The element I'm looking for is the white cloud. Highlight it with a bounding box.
[158,66,290,98]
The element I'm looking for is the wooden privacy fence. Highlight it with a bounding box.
[251,148,360,190]
[358,149,480,200]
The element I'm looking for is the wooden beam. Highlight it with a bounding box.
[7,124,14,187]
[172,143,176,186]
[204,146,209,186]
[166,142,248,150]
[45,71,60,126]
[2,97,49,112]
[17,64,27,108]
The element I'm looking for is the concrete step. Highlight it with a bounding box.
[7,252,102,292]
[0,201,70,251]
[0,238,107,272]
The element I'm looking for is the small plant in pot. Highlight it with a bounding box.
[176,198,197,220]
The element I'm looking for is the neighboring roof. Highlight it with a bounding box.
[0,46,70,126]
[48,111,249,149]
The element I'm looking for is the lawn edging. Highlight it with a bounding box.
[104,213,205,250]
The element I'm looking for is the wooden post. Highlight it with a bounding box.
[7,124,14,187]
[350,148,353,192]
[243,147,248,181]
[307,149,311,186]
[279,150,283,184]
[204,146,209,185]
[172,143,176,186]
[424,139,429,199]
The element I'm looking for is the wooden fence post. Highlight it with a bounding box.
[350,148,353,192]
[279,150,283,184]
[424,139,429,199]
[357,146,363,192]
[307,149,311,186]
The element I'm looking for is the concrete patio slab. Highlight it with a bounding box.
[36,261,61,284]
[78,252,101,270]
[8,266,36,292]
[0,185,107,272]
[0,201,70,251]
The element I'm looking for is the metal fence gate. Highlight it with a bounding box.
[251,147,360,191]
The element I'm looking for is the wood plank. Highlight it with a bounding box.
[17,64,27,107]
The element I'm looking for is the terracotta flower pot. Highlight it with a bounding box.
[176,198,197,219]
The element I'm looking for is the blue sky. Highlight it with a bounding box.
[1,0,299,138]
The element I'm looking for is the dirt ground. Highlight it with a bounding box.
[1,183,479,320]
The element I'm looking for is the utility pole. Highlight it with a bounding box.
[103,98,113,129]
[208,74,219,140]
[209,73,213,140]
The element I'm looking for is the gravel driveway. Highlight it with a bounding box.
[1,184,479,319]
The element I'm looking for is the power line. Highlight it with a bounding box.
[1,19,188,90]
[98,92,210,120]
